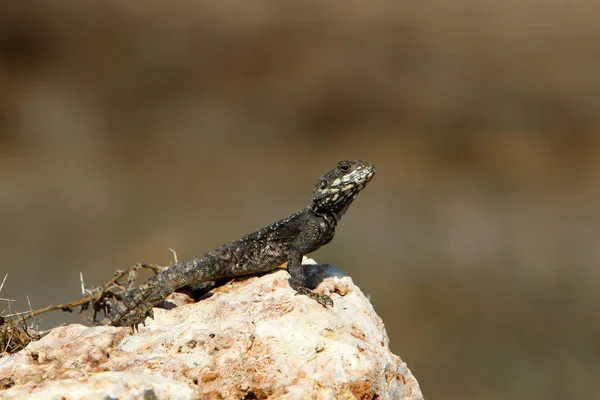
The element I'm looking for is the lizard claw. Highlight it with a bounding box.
[295,287,334,308]
[319,295,334,308]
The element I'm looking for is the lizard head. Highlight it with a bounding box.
[310,160,375,221]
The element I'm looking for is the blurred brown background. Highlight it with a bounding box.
[1,1,599,398]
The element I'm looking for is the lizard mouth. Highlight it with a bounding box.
[333,163,375,195]
[312,161,375,208]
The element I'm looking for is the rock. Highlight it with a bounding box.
[0,259,423,400]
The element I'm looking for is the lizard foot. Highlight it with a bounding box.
[295,287,334,307]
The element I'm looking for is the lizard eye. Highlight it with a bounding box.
[338,162,351,173]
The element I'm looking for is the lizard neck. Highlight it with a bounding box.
[309,203,344,226]
[309,192,357,224]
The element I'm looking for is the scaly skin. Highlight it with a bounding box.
[100,160,375,328]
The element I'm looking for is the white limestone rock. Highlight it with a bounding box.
[0,259,423,400]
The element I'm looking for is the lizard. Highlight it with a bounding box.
[98,160,375,328]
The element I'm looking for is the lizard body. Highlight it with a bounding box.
[100,160,375,328]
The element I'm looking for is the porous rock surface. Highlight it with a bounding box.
[0,259,423,400]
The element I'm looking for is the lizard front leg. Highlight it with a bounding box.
[287,251,333,307]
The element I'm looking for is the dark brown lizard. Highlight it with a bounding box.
[99,160,375,328]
